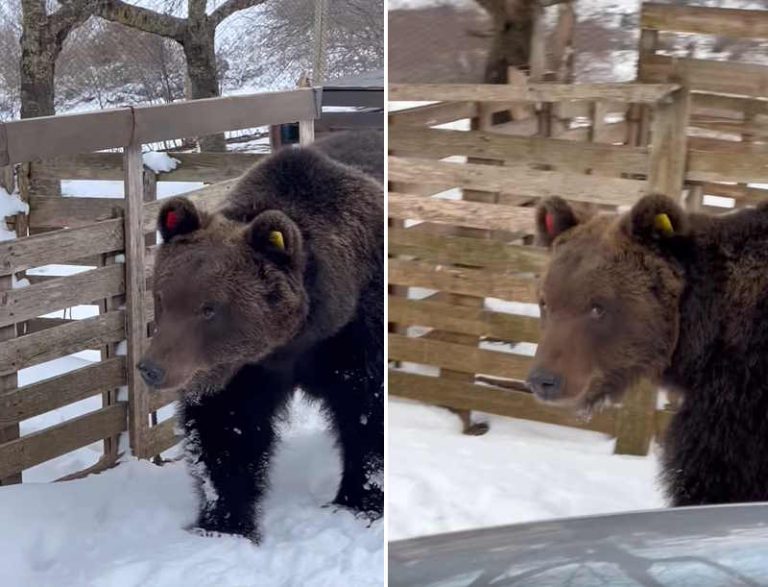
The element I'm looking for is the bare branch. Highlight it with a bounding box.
[211,0,268,27]
[90,0,187,42]
[50,0,99,48]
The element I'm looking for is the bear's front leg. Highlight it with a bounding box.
[179,366,291,542]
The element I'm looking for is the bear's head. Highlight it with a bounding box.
[527,194,688,412]
[138,196,309,395]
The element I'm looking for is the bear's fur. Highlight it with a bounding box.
[530,193,768,507]
[140,131,383,541]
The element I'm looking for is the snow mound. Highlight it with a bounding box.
[388,398,663,541]
[142,152,181,174]
[0,394,383,586]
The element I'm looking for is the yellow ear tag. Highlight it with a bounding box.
[654,213,674,236]
[268,230,285,250]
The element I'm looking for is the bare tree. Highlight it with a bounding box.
[19,0,96,118]
[474,0,536,84]
[75,0,271,151]
[234,0,383,89]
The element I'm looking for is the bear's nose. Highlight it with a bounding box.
[138,359,165,388]
[526,367,563,401]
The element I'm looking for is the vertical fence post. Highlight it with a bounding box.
[299,119,315,145]
[0,165,21,485]
[123,141,150,459]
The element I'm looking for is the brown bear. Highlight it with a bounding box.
[138,131,383,541]
[528,193,768,507]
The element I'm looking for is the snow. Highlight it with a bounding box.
[0,393,383,587]
[142,152,181,174]
[0,186,29,241]
[388,398,664,541]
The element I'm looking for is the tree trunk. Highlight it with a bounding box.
[476,0,536,84]
[182,23,226,152]
[20,0,59,195]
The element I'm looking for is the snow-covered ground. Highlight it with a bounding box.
[0,393,384,587]
[388,398,664,541]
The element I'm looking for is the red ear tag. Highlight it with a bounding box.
[165,210,179,231]
[545,212,555,236]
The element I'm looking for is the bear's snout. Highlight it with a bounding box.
[138,358,166,388]
[527,367,564,402]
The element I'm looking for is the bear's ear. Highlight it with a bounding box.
[536,196,581,248]
[246,210,304,268]
[158,197,201,242]
[623,194,688,246]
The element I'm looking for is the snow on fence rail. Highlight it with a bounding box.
[0,88,320,484]
[388,81,689,456]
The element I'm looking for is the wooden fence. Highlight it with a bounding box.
[638,2,768,210]
[388,81,689,455]
[0,88,320,484]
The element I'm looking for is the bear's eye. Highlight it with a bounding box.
[589,304,605,320]
[201,303,216,320]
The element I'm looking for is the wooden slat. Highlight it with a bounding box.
[29,196,123,229]
[641,2,768,39]
[692,94,768,118]
[389,193,537,232]
[647,87,689,198]
[0,311,125,373]
[389,83,679,104]
[389,297,540,342]
[687,150,768,184]
[145,417,182,458]
[389,102,479,127]
[4,109,133,165]
[389,227,548,272]
[133,88,319,144]
[389,333,532,381]
[389,259,538,302]
[124,142,150,459]
[0,218,123,276]
[389,370,617,435]
[389,127,649,177]
[0,403,127,480]
[142,178,238,233]
[0,264,124,328]
[639,55,768,99]
[322,88,383,108]
[0,358,126,426]
[33,152,263,183]
[388,157,648,206]
[316,111,384,130]
[149,388,179,413]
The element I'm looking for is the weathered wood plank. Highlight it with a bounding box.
[389,83,679,104]
[316,111,383,130]
[648,87,690,198]
[389,102,478,127]
[145,417,182,458]
[389,296,540,342]
[0,311,125,374]
[641,2,768,39]
[142,179,237,233]
[0,218,123,276]
[0,358,126,426]
[29,196,123,229]
[389,333,533,381]
[687,150,768,184]
[33,153,263,183]
[0,403,127,480]
[133,89,319,145]
[389,258,538,303]
[124,142,150,459]
[0,264,124,329]
[388,157,648,205]
[389,127,649,177]
[149,388,179,413]
[389,193,536,233]
[389,370,617,436]
[639,55,768,99]
[389,227,548,272]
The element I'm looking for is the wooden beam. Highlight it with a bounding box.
[389,83,680,104]
[641,2,768,39]
[647,88,690,199]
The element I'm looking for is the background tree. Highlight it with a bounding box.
[83,0,270,151]
[474,0,536,84]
